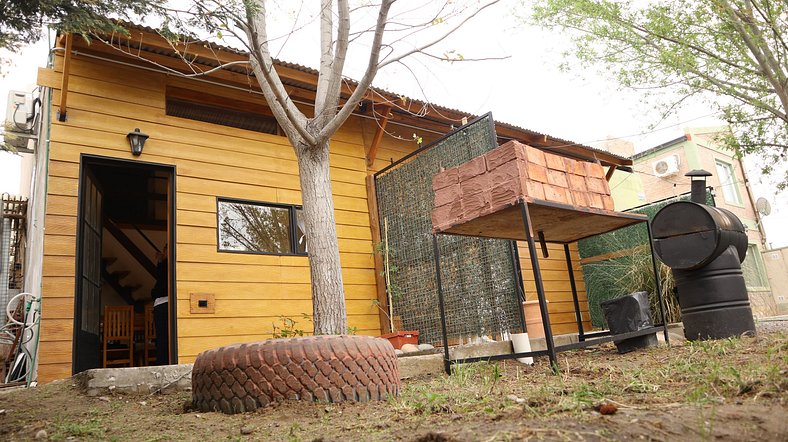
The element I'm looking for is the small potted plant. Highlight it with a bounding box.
[375,301,419,349]
[376,219,418,350]
[381,329,419,350]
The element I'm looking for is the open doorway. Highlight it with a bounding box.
[73,156,175,374]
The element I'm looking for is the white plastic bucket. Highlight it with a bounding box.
[511,332,533,365]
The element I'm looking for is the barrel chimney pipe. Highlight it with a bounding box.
[685,169,712,204]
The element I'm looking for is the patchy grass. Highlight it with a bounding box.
[1,330,786,441]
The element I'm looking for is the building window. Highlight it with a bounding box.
[166,87,280,135]
[217,198,307,255]
[714,160,742,205]
[741,244,769,290]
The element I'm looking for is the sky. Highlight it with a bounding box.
[0,0,785,247]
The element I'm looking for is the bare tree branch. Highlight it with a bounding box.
[244,0,315,145]
[318,0,395,143]
[378,0,501,70]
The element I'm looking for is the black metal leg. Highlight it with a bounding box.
[565,243,585,342]
[433,234,452,374]
[646,222,670,345]
[519,203,558,371]
[510,241,527,334]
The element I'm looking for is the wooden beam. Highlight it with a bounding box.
[605,165,616,181]
[365,174,391,334]
[37,67,59,89]
[105,218,157,277]
[579,245,649,265]
[366,105,392,168]
[58,34,73,122]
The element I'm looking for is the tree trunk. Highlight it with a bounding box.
[295,137,348,335]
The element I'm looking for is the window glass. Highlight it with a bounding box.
[295,208,307,254]
[741,244,769,290]
[218,200,293,254]
[714,160,742,205]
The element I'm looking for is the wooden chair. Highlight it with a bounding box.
[102,305,134,368]
[143,304,156,365]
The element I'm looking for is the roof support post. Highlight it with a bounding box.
[365,174,391,334]
[58,34,73,122]
[366,105,392,168]
[605,165,616,182]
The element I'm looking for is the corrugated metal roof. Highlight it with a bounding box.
[632,135,688,160]
[104,21,630,163]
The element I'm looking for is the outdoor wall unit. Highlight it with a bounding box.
[4,90,36,152]
[652,154,680,178]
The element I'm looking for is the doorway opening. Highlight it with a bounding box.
[73,156,176,374]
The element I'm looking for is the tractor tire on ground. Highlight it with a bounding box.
[191,335,401,414]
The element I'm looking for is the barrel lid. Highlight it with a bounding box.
[652,201,747,269]
[651,201,717,239]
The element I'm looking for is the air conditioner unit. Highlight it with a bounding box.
[652,154,680,177]
[3,90,36,152]
[5,90,33,134]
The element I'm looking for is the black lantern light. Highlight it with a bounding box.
[127,128,149,156]
[685,169,712,204]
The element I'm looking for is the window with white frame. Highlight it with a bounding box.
[741,244,769,290]
[714,160,743,205]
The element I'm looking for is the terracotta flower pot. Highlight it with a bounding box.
[523,300,549,339]
[381,330,419,349]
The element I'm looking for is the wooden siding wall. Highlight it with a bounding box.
[517,242,590,335]
[37,53,382,382]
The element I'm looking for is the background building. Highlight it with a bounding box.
[628,127,775,317]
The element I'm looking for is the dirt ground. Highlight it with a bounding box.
[1,324,786,441]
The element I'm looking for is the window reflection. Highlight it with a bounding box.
[217,199,306,255]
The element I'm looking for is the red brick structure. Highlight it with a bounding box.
[431,140,614,231]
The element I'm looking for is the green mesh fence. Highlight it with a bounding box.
[578,190,715,326]
[374,114,523,345]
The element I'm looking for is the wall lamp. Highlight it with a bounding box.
[127,128,149,156]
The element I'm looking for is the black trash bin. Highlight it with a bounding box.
[600,291,658,353]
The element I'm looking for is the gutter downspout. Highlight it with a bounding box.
[22,39,57,385]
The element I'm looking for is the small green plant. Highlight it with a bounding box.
[697,403,717,440]
[373,217,405,332]
[288,422,303,442]
[271,314,311,339]
[403,388,449,415]
[612,250,681,324]
[483,363,503,394]
[571,384,603,407]
[51,418,104,440]
[448,362,478,386]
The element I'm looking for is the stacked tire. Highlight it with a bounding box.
[192,335,400,414]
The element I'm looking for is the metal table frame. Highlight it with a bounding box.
[433,199,670,374]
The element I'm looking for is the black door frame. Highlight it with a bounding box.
[73,154,178,373]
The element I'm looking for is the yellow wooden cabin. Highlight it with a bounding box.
[27,24,633,383]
